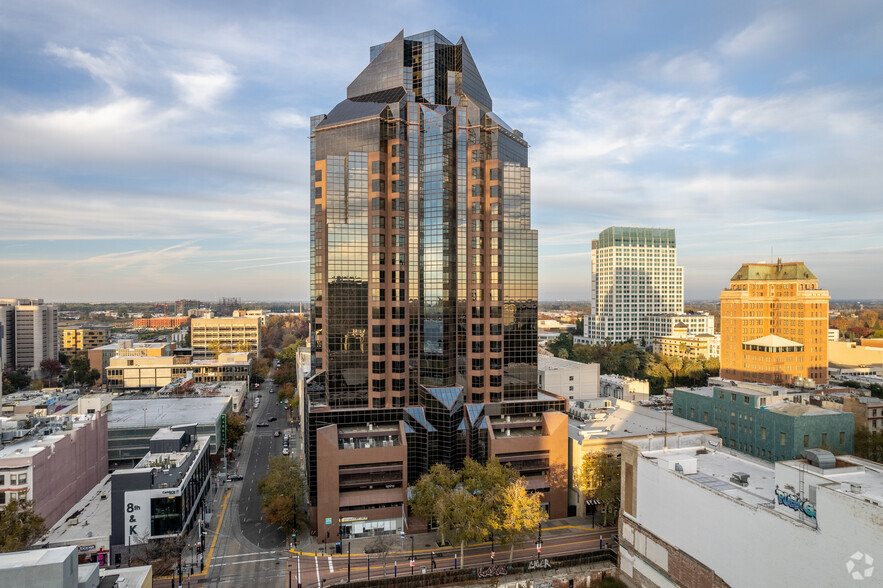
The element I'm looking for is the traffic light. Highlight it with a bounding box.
[197,545,202,554]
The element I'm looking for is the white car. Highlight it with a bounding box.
[282,447,290,455]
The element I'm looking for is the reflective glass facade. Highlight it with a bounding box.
[308,30,551,512]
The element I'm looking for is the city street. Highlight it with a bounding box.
[286,527,614,587]
[195,375,295,587]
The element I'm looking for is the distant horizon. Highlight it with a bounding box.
[41,298,883,306]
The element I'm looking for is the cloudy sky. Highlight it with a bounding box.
[1,0,881,302]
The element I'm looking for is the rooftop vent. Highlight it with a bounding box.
[850,483,863,494]
[730,472,750,487]
[801,448,836,469]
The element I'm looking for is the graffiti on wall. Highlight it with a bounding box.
[775,485,816,518]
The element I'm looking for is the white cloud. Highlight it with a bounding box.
[169,55,236,110]
[44,41,133,95]
[269,110,311,130]
[718,11,796,57]
[636,52,720,85]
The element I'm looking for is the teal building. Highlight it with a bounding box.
[672,385,854,462]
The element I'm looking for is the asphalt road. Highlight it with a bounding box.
[238,381,289,550]
[197,376,295,587]
[287,528,614,587]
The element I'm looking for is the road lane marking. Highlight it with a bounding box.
[315,555,320,585]
[328,556,334,572]
[297,555,301,584]
[214,551,280,560]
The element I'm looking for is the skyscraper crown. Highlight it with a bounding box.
[346,30,492,111]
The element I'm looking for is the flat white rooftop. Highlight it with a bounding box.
[42,476,112,545]
[0,414,99,459]
[642,439,777,506]
[569,400,715,441]
[108,397,229,429]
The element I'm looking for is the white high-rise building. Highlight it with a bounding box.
[578,227,684,345]
[0,298,58,373]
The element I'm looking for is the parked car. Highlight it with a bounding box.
[283,434,290,442]
[257,422,269,427]
[282,447,290,455]
[268,416,277,422]
[226,474,244,481]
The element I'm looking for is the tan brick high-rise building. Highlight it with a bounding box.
[720,259,829,385]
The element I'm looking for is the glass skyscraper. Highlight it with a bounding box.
[305,30,565,541]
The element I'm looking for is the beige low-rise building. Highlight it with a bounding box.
[600,374,650,402]
[828,339,883,371]
[106,352,250,391]
[191,317,262,357]
[652,323,720,359]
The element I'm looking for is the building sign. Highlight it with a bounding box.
[78,544,96,552]
[775,485,816,518]
[340,517,367,523]
[324,517,333,525]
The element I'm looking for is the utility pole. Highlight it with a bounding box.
[410,536,415,575]
[347,542,351,583]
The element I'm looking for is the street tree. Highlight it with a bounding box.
[277,341,306,365]
[493,478,548,562]
[0,498,46,552]
[278,382,297,403]
[258,456,309,540]
[576,451,621,527]
[439,488,488,562]
[64,354,100,387]
[226,413,246,448]
[40,358,63,385]
[409,463,458,545]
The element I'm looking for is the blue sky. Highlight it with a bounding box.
[0,0,881,302]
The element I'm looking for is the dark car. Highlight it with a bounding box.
[226,474,244,481]
[257,422,269,427]
[268,416,277,422]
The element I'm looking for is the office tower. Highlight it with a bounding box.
[581,227,684,345]
[0,298,58,373]
[720,259,829,386]
[306,30,567,542]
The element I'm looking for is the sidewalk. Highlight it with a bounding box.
[291,516,609,558]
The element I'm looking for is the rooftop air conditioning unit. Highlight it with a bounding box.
[850,483,863,494]
[160,483,169,488]
[730,472,750,487]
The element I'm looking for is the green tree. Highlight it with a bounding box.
[226,413,246,448]
[3,369,31,394]
[576,451,621,527]
[439,488,488,562]
[258,456,309,539]
[277,341,306,365]
[703,356,720,377]
[854,428,883,462]
[492,478,548,562]
[278,382,297,403]
[683,358,706,384]
[663,355,684,386]
[409,463,459,544]
[409,457,518,557]
[63,354,99,387]
[273,362,298,387]
[0,498,46,553]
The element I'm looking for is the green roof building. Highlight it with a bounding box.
[672,384,854,462]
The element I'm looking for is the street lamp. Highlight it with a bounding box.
[490,532,495,564]
[410,536,415,576]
